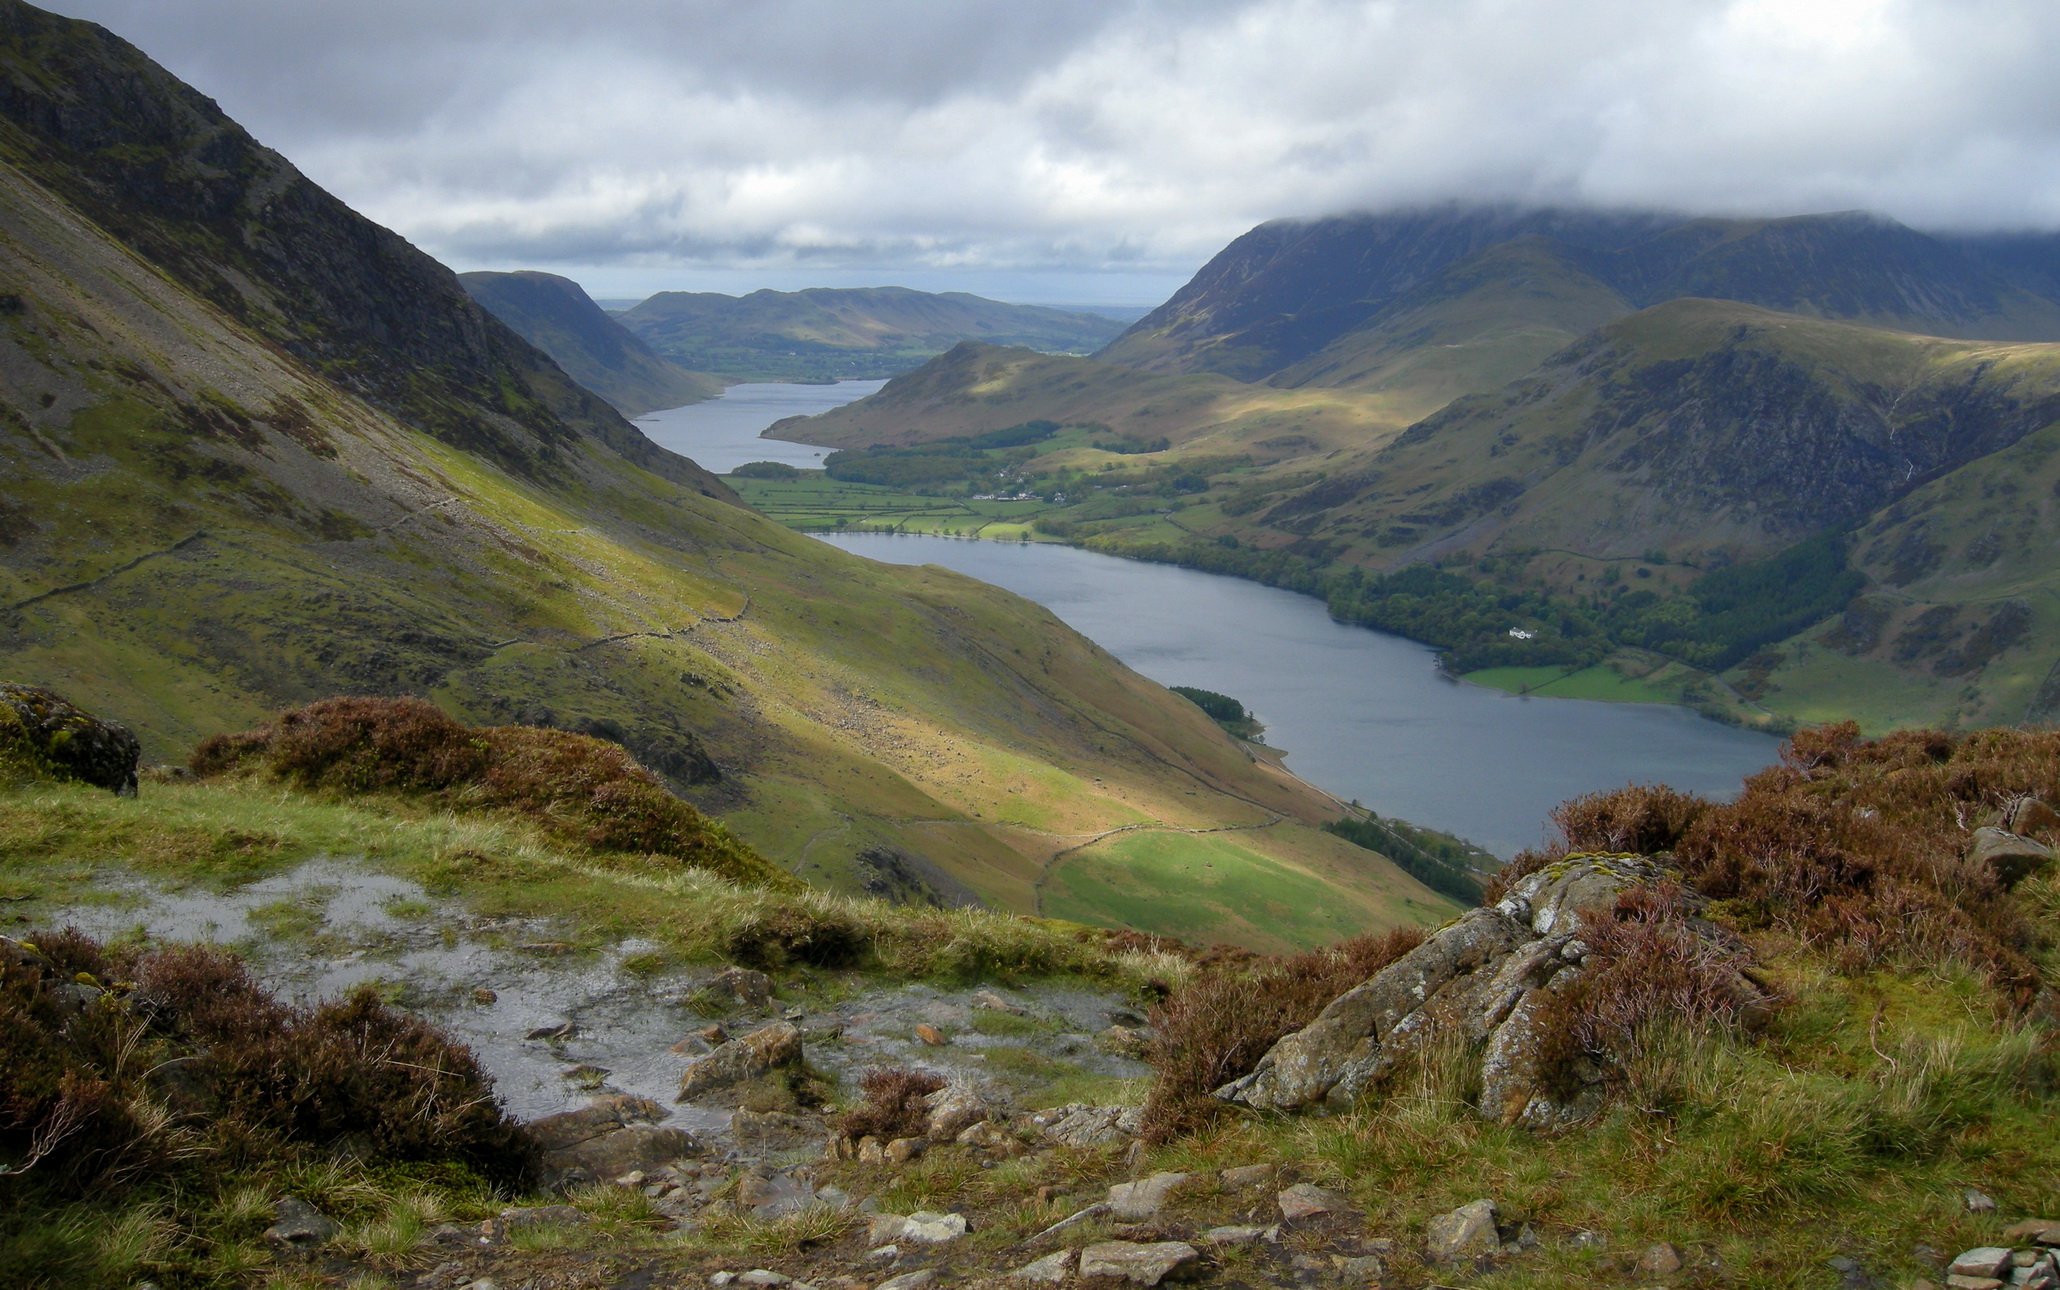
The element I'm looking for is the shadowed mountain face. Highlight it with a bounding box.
[0,0,1449,946]
[460,271,721,418]
[1099,207,2060,385]
[616,286,1126,382]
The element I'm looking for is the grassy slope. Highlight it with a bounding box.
[0,144,1446,949]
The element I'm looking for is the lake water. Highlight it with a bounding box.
[819,535,1783,857]
[647,384,1783,857]
[632,380,885,473]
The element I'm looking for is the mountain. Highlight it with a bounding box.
[459,270,721,416]
[0,0,1452,949]
[615,286,1126,382]
[1098,207,2060,386]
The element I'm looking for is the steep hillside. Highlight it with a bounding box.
[1099,206,2060,384]
[460,270,720,417]
[617,287,1125,382]
[0,0,1450,949]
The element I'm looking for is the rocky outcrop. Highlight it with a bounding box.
[0,683,140,795]
[1967,826,2055,888]
[1217,854,1771,1128]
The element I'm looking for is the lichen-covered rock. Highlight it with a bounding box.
[677,1021,802,1102]
[1035,1103,1143,1147]
[0,683,141,795]
[1967,827,2055,888]
[1217,854,1766,1128]
[1424,1199,1500,1263]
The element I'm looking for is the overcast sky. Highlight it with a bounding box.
[48,0,2060,305]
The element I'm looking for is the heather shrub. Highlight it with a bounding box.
[836,1067,946,1142]
[0,932,534,1195]
[1139,927,1424,1142]
[191,696,793,890]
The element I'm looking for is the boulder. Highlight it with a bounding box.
[263,1196,339,1250]
[678,1021,803,1102]
[1276,1183,1350,1222]
[1218,855,1771,1127]
[869,1211,968,1245]
[1079,1241,1199,1286]
[923,1082,991,1140]
[1038,1104,1144,1148]
[529,1094,701,1188]
[0,683,141,796]
[1012,1251,1074,1283]
[1108,1171,1189,1220]
[2000,797,2060,838]
[707,966,776,1011]
[1966,830,2054,888]
[1424,1199,1500,1263]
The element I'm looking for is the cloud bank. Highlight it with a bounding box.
[48,0,2060,297]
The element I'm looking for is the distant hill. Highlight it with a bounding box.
[615,286,1126,382]
[1099,207,2060,388]
[460,270,721,417]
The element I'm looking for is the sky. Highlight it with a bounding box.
[48,0,2060,306]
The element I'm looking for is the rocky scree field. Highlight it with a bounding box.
[11,687,2060,1290]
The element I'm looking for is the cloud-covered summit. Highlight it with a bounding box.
[48,0,2060,296]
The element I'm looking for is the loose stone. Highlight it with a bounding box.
[1079,1240,1200,1286]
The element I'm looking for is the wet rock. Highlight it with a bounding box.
[1108,1172,1189,1220]
[1276,1183,1349,1223]
[678,1021,803,1102]
[1219,855,1770,1128]
[1967,830,2053,889]
[1013,1251,1074,1283]
[530,1094,701,1189]
[737,1173,820,1218]
[0,683,141,796]
[1219,1164,1273,1189]
[263,1196,339,1250]
[527,1022,576,1041]
[1425,1199,1501,1263]
[1079,1240,1199,1286]
[1636,1242,1684,1276]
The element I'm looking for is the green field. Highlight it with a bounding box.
[1040,829,1444,952]
[728,474,1060,539]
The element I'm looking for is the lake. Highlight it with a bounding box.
[647,384,1784,858]
[820,534,1780,858]
[631,380,885,472]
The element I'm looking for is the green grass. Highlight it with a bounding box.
[727,474,1060,538]
[1041,831,1384,951]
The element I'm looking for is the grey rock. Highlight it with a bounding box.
[1953,1249,2016,1279]
[1024,1203,1110,1246]
[1967,1189,2002,1214]
[1042,1105,1144,1148]
[708,965,776,1011]
[738,1274,790,1288]
[924,1082,991,1140]
[1636,1242,1684,1276]
[1219,854,1769,1127]
[1424,1199,1500,1263]
[1079,1240,1200,1286]
[1334,1255,1386,1285]
[678,1021,803,1102]
[1967,830,2054,889]
[529,1094,700,1189]
[1276,1183,1349,1222]
[1218,1164,1273,1189]
[1013,1250,1075,1283]
[1108,1172,1189,1220]
[263,1196,340,1250]
[874,1273,937,1290]
[710,1274,737,1288]
[900,1211,969,1243]
[1201,1226,1269,1247]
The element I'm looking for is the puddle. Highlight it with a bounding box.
[29,857,1149,1140]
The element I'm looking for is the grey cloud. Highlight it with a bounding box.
[43,0,2060,293]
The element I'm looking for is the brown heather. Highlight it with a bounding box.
[835,1067,947,1144]
[191,696,794,891]
[1491,722,2058,1005]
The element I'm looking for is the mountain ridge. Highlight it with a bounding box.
[460,270,721,417]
